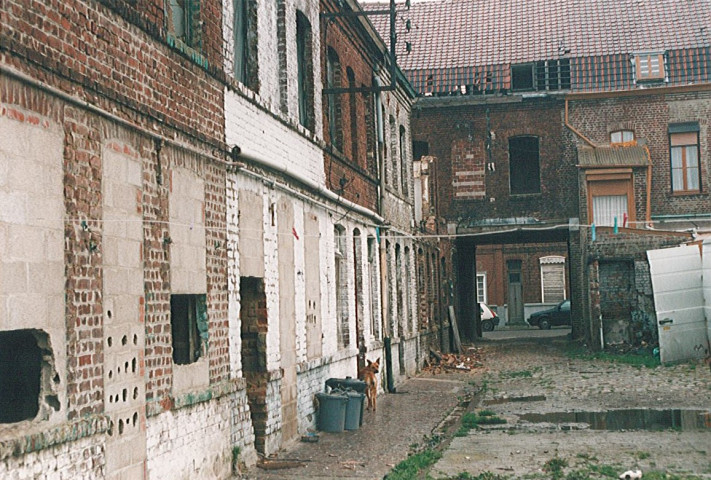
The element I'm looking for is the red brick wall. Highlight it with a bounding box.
[569,91,711,219]
[320,0,381,212]
[412,98,579,223]
[3,0,229,413]
[2,0,225,146]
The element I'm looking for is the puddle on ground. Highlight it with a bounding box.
[518,409,711,431]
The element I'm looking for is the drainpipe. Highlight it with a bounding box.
[564,98,598,148]
[643,145,653,227]
[374,76,395,392]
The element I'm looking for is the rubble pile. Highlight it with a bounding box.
[423,347,485,374]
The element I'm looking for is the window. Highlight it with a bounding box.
[168,0,200,48]
[170,294,207,365]
[389,116,397,188]
[670,123,700,193]
[326,48,342,150]
[233,0,257,89]
[610,130,635,145]
[535,59,571,91]
[348,68,359,165]
[334,226,349,348]
[540,256,566,303]
[512,60,570,91]
[0,330,42,423]
[511,64,534,91]
[509,136,540,194]
[399,125,408,195]
[296,11,313,129]
[476,273,487,304]
[635,53,665,81]
[586,171,635,227]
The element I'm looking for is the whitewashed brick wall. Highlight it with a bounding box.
[146,395,233,480]
[0,435,106,480]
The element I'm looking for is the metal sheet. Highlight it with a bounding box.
[647,245,709,364]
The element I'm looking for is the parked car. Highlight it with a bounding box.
[479,303,499,332]
[527,299,571,329]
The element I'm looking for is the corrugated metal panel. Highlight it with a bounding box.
[648,245,709,364]
[578,146,649,167]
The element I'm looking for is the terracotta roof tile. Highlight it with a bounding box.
[366,0,711,70]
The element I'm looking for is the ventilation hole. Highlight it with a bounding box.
[121,335,127,346]
[117,365,121,374]
[133,387,139,400]
[132,412,138,425]
[118,419,124,435]
[107,337,112,347]
[132,358,137,373]
[133,334,138,345]
[108,420,114,437]
[122,389,127,402]
[108,370,113,379]
[107,310,112,319]
[108,395,113,404]
[124,361,129,372]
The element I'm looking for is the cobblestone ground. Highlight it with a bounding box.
[430,333,711,479]
[236,331,711,480]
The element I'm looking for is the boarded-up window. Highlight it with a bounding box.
[540,256,566,303]
[635,53,665,81]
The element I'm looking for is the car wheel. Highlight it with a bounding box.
[539,318,551,330]
[481,319,494,332]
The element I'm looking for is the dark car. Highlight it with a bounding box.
[527,299,571,329]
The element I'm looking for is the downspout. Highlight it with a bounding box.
[643,145,653,227]
[564,98,598,148]
[374,76,394,392]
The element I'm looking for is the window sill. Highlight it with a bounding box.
[671,190,705,197]
[509,192,542,200]
[166,33,209,70]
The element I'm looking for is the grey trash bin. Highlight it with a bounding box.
[316,392,348,432]
[344,390,365,430]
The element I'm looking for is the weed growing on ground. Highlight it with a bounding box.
[455,411,507,437]
[543,457,569,479]
[564,344,660,368]
[385,449,442,480]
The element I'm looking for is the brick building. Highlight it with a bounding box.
[1,0,446,478]
[371,0,711,346]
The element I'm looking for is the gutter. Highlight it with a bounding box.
[233,146,385,225]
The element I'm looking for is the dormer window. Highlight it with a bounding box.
[634,53,665,82]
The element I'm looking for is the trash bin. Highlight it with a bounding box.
[344,390,365,430]
[316,392,348,433]
[325,377,366,393]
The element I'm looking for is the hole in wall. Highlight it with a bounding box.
[121,335,127,346]
[133,387,139,400]
[133,334,138,345]
[119,419,124,435]
[132,358,137,373]
[107,310,112,319]
[107,337,113,347]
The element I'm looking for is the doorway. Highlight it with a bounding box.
[507,260,524,324]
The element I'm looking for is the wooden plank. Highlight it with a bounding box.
[449,306,462,353]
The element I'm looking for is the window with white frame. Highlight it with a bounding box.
[634,53,665,82]
[476,273,487,304]
[540,256,566,303]
[669,123,700,194]
[610,130,635,145]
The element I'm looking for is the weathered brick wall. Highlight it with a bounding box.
[569,90,711,218]
[412,97,579,222]
[2,0,225,144]
[0,430,107,480]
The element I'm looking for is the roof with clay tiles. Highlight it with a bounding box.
[365,0,711,94]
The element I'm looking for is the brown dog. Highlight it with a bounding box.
[359,358,380,411]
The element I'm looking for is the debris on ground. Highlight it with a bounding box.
[423,348,485,374]
[619,469,642,480]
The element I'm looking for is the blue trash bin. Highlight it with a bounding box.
[344,391,365,430]
[316,392,348,432]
